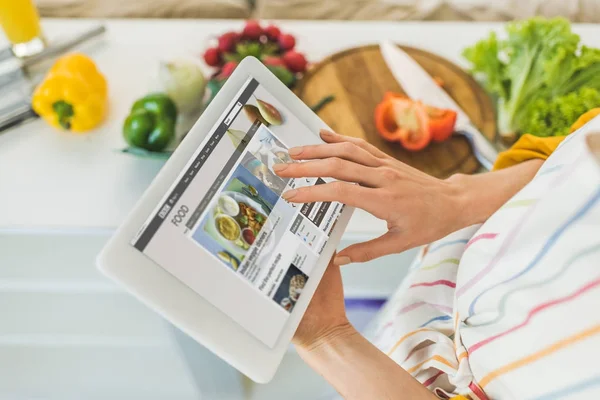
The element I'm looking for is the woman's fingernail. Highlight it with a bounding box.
[282,189,297,200]
[334,256,351,266]
[288,147,303,156]
[320,129,334,137]
[272,164,288,173]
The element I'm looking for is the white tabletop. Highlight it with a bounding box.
[2,19,599,233]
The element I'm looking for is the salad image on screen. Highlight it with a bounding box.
[191,163,279,271]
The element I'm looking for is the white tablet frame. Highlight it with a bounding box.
[97,56,354,383]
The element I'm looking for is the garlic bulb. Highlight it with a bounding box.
[158,59,206,114]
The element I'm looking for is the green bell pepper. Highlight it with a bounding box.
[123,93,178,152]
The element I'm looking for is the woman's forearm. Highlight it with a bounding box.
[296,324,438,400]
[447,159,544,229]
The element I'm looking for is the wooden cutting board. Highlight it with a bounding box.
[295,45,496,178]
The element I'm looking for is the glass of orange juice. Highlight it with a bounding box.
[0,0,46,57]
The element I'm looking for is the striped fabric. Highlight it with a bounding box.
[368,117,600,399]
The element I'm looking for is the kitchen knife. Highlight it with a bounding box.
[379,40,498,170]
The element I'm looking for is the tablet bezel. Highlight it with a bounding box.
[97,56,354,383]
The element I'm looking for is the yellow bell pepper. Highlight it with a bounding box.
[32,53,108,133]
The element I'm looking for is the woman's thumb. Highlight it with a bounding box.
[334,232,403,265]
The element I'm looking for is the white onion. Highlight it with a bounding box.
[158,59,206,114]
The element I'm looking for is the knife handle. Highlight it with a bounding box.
[457,125,499,171]
[0,104,37,133]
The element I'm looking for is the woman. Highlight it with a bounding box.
[273,111,600,399]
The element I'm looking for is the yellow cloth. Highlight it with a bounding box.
[492,134,565,170]
[569,108,600,133]
[449,396,470,400]
[492,108,600,171]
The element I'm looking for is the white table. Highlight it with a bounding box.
[2,19,599,400]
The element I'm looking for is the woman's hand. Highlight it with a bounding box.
[294,257,438,400]
[293,256,352,350]
[274,129,544,266]
[273,130,466,265]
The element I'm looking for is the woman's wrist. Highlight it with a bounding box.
[295,320,439,400]
[445,159,544,228]
[445,173,485,228]
[294,321,356,353]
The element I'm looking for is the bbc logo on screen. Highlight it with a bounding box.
[158,204,172,219]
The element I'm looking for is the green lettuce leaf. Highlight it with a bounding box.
[521,87,600,137]
[463,17,600,137]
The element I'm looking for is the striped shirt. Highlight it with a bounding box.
[368,117,600,399]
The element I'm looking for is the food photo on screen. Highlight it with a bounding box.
[271,263,308,313]
[240,151,289,196]
[190,163,280,271]
[245,125,293,177]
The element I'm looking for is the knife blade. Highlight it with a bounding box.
[379,40,498,170]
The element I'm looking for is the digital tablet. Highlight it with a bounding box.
[97,56,354,383]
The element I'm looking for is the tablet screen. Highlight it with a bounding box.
[131,77,344,347]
